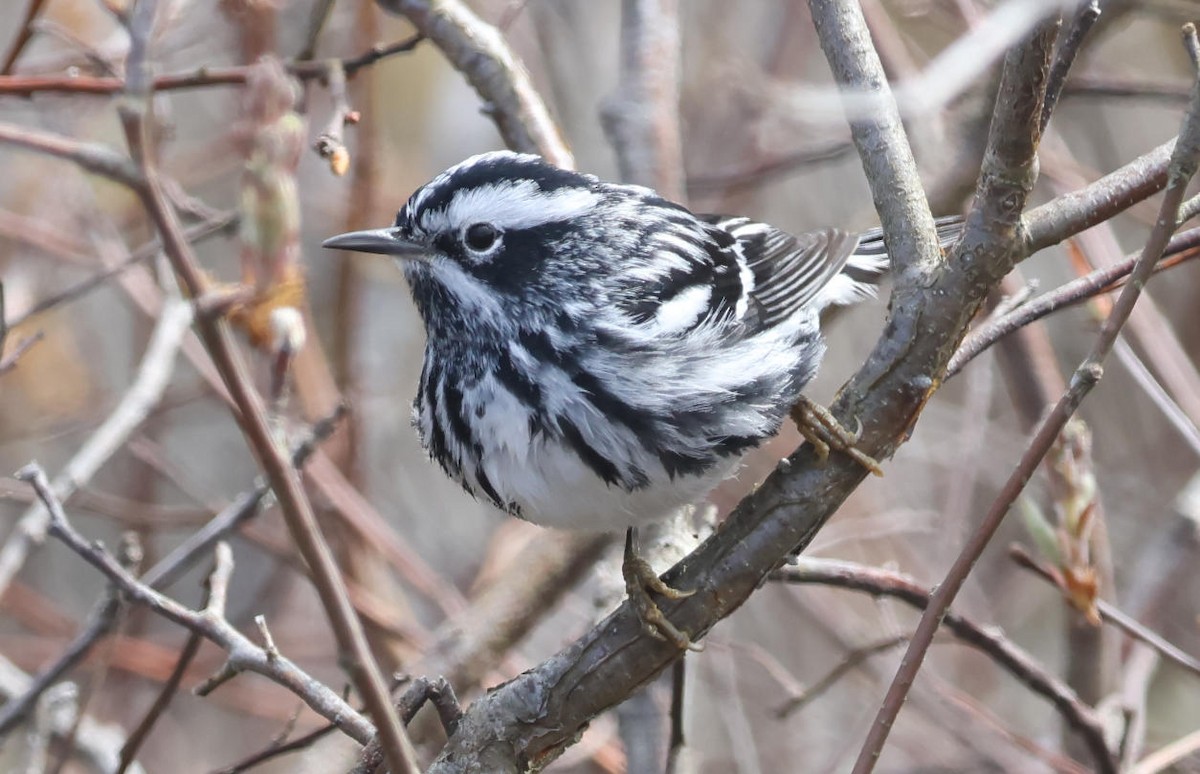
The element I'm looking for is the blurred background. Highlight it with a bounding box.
[1,1,1199,772]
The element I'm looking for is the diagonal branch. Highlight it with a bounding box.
[114,5,418,769]
[0,407,347,736]
[773,558,1111,760]
[374,0,573,168]
[15,464,375,745]
[808,0,942,281]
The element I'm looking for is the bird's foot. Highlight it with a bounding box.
[623,529,702,652]
[790,395,884,477]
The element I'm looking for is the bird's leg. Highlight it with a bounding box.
[791,395,884,476]
[623,528,702,652]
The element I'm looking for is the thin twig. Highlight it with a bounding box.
[0,594,120,738]
[1041,1,1101,132]
[3,212,238,332]
[1,0,51,74]
[0,35,425,97]
[685,140,855,193]
[215,721,340,774]
[1063,75,1191,102]
[773,559,1112,758]
[0,121,142,187]
[1010,545,1200,677]
[775,633,909,718]
[115,629,202,773]
[0,408,346,737]
[948,228,1200,377]
[15,463,376,745]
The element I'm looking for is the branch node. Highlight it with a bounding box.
[255,614,280,661]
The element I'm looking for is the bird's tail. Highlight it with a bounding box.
[814,215,963,309]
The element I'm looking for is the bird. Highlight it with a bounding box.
[323,150,949,648]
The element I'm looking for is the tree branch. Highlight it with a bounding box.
[374,0,573,168]
[14,463,375,745]
[772,558,1112,761]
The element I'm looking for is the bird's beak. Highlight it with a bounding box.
[321,228,427,258]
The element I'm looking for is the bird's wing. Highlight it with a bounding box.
[699,215,868,328]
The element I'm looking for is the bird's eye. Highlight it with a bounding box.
[464,223,499,252]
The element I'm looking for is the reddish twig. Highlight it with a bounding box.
[948,229,1200,377]
[1,0,51,74]
[115,629,203,773]
[114,4,418,767]
[0,35,424,97]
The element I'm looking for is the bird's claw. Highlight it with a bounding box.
[791,396,884,477]
[623,529,703,652]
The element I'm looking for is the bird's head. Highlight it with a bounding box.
[323,151,629,334]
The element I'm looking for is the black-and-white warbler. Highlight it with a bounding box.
[324,151,947,646]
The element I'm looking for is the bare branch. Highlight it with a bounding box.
[0,0,50,74]
[0,34,425,96]
[0,407,347,736]
[1023,138,1175,255]
[376,0,573,167]
[1010,545,1200,678]
[808,0,941,280]
[772,558,1112,760]
[14,463,376,745]
[1041,1,1102,131]
[949,227,1200,377]
[0,121,142,187]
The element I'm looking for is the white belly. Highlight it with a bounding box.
[482,433,737,530]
